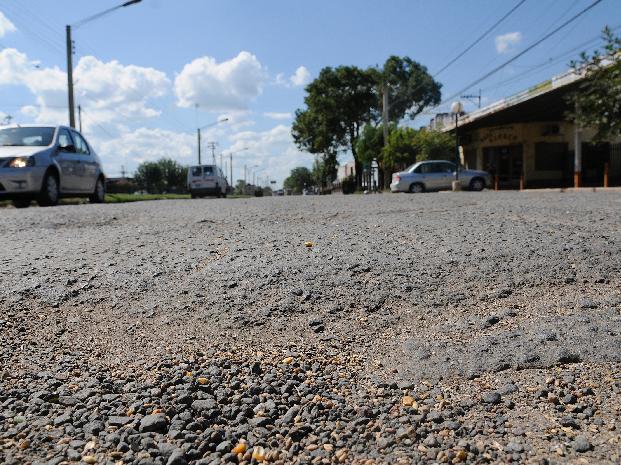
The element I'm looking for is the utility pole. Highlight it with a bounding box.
[66,25,76,128]
[78,105,82,132]
[220,153,223,174]
[206,142,218,165]
[244,164,247,185]
[121,165,126,178]
[230,153,233,186]
[460,89,482,109]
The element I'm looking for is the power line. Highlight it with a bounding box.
[482,23,621,95]
[437,0,604,108]
[433,0,528,77]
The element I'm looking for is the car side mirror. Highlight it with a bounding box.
[59,144,76,153]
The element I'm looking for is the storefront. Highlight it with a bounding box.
[443,69,621,189]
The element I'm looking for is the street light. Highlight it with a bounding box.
[450,101,464,184]
[197,118,228,164]
[66,0,143,128]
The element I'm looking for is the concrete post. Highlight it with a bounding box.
[574,106,582,188]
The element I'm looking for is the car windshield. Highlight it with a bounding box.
[407,163,420,173]
[0,127,55,147]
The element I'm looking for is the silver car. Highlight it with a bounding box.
[390,160,491,193]
[0,125,106,208]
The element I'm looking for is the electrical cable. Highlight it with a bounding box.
[436,0,604,108]
[433,0,528,77]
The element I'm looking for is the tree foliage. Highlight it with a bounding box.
[312,154,338,190]
[375,56,442,123]
[134,158,188,194]
[284,167,314,194]
[292,57,441,189]
[569,27,621,141]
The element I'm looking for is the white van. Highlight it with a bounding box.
[187,164,228,198]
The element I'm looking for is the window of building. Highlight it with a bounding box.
[535,143,568,171]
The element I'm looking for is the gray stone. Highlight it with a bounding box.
[139,414,168,433]
[572,436,592,453]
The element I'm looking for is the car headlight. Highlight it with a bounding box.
[8,157,35,168]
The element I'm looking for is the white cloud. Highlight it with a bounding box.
[0,48,170,126]
[290,66,311,87]
[495,32,522,54]
[174,51,267,111]
[264,112,292,120]
[226,124,313,184]
[0,11,16,38]
[93,127,196,176]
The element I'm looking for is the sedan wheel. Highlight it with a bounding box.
[469,177,485,191]
[38,172,60,206]
[89,178,106,203]
[409,183,424,194]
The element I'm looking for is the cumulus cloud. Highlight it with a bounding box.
[264,112,292,120]
[227,124,313,184]
[0,48,170,126]
[0,11,16,37]
[92,127,196,175]
[290,66,311,87]
[495,32,522,54]
[175,51,267,111]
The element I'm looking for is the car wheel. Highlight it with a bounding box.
[409,182,424,193]
[89,177,106,203]
[12,199,31,208]
[222,192,227,198]
[469,177,485,191]
[38,171,60,206]
[190,193,197,199]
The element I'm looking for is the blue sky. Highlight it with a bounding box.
[0,0,619,184]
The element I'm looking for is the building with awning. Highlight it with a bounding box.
[434,67,620,189]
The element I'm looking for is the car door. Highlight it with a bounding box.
[55,128,81,192]
[71,130,97,192]
[436,162,457,189]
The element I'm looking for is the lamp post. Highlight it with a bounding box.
[450,101,463,187]
[197,118,228,164]
[66,0,143,128]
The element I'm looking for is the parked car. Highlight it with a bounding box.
[390,160,491,193]
[187,164,228,198]
[0,125,106,208]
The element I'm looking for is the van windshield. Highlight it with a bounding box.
[203,166,213,175]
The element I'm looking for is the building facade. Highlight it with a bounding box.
[445,69,621,189]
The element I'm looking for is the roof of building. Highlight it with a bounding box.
[445,67,586,132]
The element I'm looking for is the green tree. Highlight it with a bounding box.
[134,161,164,194]
[134,158,187,194]
[292,66,377,189]
[234,179,246,195]
[568,27,621,141]
[284,167,314,194]
[312,154,338,191]
[414,129,454,162]
[383,127,419,171]
[375,56,442,123]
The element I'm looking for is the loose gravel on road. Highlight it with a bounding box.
[1,191,620,465]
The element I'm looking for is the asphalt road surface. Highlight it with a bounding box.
[1,191,620,465]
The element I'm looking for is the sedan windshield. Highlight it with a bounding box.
[0,127,55,147]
